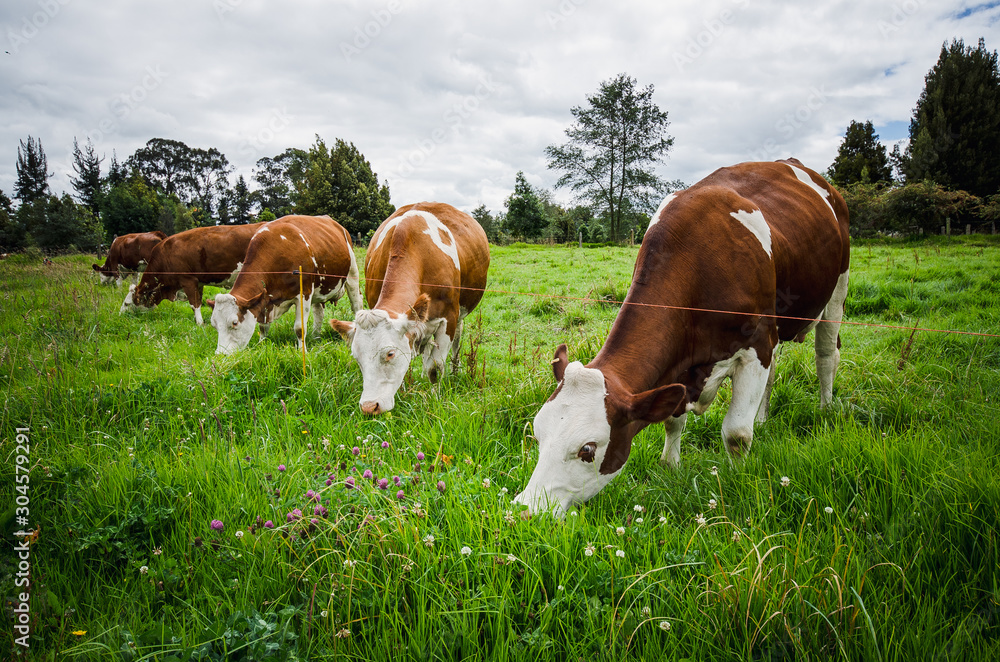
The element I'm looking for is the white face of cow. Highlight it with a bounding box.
[514,362,619,518]
[119,284,147,314]
[210,293,257,355]
[343,309,418,415]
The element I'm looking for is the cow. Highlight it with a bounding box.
[92,231,167,285]
[330,202,490,415]
[514,159,851,517]
[120,223,264,325]
[207,215,363,354]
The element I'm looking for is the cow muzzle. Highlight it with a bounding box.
[360,400,383,416]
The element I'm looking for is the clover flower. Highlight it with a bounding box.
[615,549,625,558]
[710,465,719,476]
[352,446,360,456]
[423,534,435,548]
[659,620,671,631]
[616,526,626,536]
[377,478,389,490]
[396,490,405,500]
[381,441,390,448]
[278,464,286,472]
[696,513,707,526]
[210,519,224,531]
[437,481,446,493]
[139,565,148,575]
[345,476,356,489]
[264,520,274,529]
[584,543,596,557]
[634,504,644,513]
[416,451,425,461]
[482,478,491,489]
[825,506,834,515]
[460,546,472,556]
[708,498,717,510]
[780,476,790,487]
[362,469,373,480]
[235,531,245,539]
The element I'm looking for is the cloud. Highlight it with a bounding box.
[1,0,998,215]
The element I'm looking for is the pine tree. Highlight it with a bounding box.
[829,121,893,187]
[15,136,50,204]
[71,138,103,214]
[900,38,1000,197]
[232,175,253,224]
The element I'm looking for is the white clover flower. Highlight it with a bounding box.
[507,554,516,563]
[344,559,358,568]
[825,506,834,515]
[500,487,508,494]
[641,606,651,617]
[423,535,435,548]
[615,549,625,558]
[708,498,717,510]
[584,544,595,557]
[235,531,244,539]
[696,513,707,526]
[557,585,564,591]
[710,465,718,476]
[482,478,491,489]
[320,610,328,618]
[780,476,791,487]
[659,516,667,524]
[659,620,671,631]
[636,517,643,524]
[569,511,578,517]
[732,530,740,542]
[616,526,626,536]
[460,546,472,556]
[634,504,644,513]
[139,566,148,575]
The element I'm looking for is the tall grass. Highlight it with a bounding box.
[1,237,999,660]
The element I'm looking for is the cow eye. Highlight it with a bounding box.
[231,321,239,329]
[385,350,396,361]
[578,442,597,463]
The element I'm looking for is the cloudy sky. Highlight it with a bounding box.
[2,0,999,214]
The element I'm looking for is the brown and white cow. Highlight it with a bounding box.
[515,159,851,517]
[120,223,264,325]
[92,231,167,285]
[330,202,490,415]
[207,215,363,354]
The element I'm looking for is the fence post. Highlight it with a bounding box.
[299,266,306,377]
[966,224,971,235]
[946,217,951,236]
[579,230,583,249]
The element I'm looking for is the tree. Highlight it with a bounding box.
[15,136,50,204]
[828,120,893,187]
[31,194,104,251]
[546,73,674,241]
[232,175,253,224]
[71,137,103,215]
[252,149,307,218]
[0,188,24,250]
[504,171,547,239]
[470,203,498,242]
[899,38,1000,197]
[128,138,194,198]
[293,136,394,237]
[101,173,163,239]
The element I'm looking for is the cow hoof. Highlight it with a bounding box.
[428,368,440,384]
[725,435,751,459]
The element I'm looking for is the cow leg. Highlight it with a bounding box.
[311,299,325,338]
[755,348,779,424]
[345,251,363,314]
[423,319,451,383]
[659,413,688,467]
[722,350,771,460]
[815,269,850,408]
[258,323,271,339]
[449,317,464,373]
[183,282,205,325]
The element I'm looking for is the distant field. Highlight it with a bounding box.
[1,236,999,660]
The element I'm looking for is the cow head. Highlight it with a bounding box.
[513,345,686,518]
[330,293,442,415]
[92,263,118,285]
[209,292,267,354]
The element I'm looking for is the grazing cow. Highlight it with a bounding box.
[330,202,490,415]
[514,159,851,516]
[207,215,363,354]
[120,223,264,325]
[92,231,167,285]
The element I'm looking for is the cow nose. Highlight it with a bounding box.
[360,401,381,416]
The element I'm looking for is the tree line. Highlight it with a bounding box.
[827,38,1000,236]
[0,135,395,253]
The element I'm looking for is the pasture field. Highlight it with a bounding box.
[2,236,1000,661]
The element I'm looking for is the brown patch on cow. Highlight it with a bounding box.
[438,228,452,246]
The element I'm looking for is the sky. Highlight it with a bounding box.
[2,0,999,215]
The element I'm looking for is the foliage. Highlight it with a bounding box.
[504,171,548,240]
[101,173,164,240]
[252,149,307,219]
[15,135,50,204]
[127,138,233,221]
[898,38,1000,197]
[471,203,499,242]
[35,194,104,251]
[293,136,394,237]
[230,175,254,225]
[882,181,979,234]
[71,137,104,215]
[828,120,893,186]
[546,73,674,242]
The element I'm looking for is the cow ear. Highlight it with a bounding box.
[244,290,268,312]
[626,384,687,423]
[408,293,431,323]
[552,344,568,383]
[330,319,355,342]
[205,299,215,310]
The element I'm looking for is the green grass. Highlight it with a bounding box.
[1,237,999,660]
